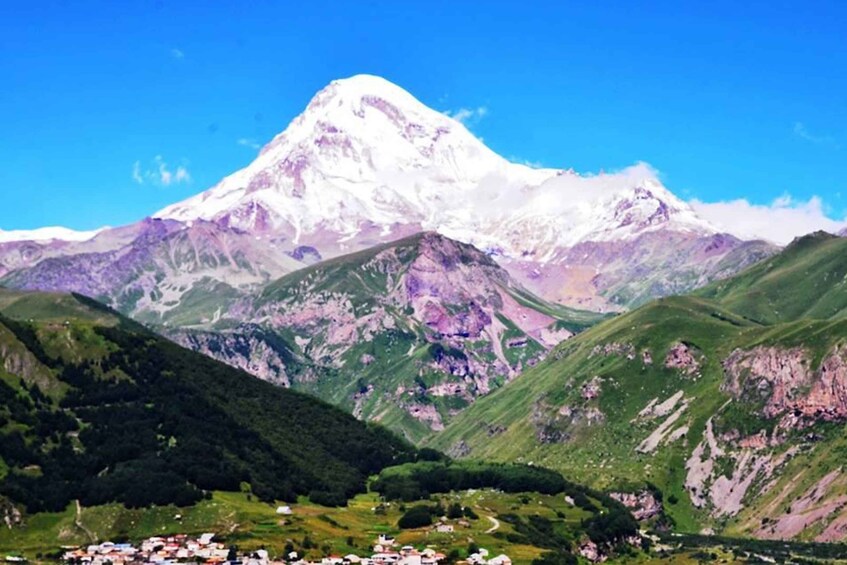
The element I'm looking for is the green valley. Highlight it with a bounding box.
[431,232,847,541]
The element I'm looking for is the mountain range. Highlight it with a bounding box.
[167,232,606,441]
[431,232,847,541]
[0,74,773,319]
[5,73,846,546]
[0,74,777,439]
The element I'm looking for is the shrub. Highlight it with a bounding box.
[398,505,434,529]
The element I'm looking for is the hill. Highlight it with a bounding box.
[695,231,847,323]
[0,289,417,523]
[169,232,608,442]
[431,234,847,541]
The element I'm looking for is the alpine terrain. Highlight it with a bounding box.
[168,232,606,441]
[0,74,773,323]
[431,232,847,541]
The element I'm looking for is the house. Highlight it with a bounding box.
[435,524,453,533]
[488,556,512,565]
[377,535,396,547]
[276,506,293,515]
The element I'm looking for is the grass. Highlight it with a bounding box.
[0,489,594,563]
[428,261,847,539]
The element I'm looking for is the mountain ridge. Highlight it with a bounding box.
[429,233,847,541]
[167,231,605,441]
[1,74,776,316]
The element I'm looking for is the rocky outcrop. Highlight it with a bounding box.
[610,491,663,521]
[578,540,606,563]
[581,376,603,399]
[684,416,799,518]
[405,402,445,431]
[756,469,847,541]
[447,440,471,458]
[590,342,635,360]
[169,326,293,386]
[722,345,847,428]
[0,497,22,529]
[664,342,701,377]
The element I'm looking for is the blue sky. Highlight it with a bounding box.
[1,0,845,234]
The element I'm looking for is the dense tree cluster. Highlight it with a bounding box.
[0,317,419,512]
[372,461,575,501]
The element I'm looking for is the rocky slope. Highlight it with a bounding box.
[0,218,308,326]
[1,74,774,320]
[169,232,604,442]
[430,233,847,541]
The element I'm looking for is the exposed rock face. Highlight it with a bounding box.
[723,345,847,427]
[590,342,635,360]
[756,469,847,541]
[633,391,691,454]
[578,540,606,563]
[168,326,293,386]
[610,491,663,521]
[0,324,56,392]
[177,233,572,438]
[664,342,701,377]
[684,415,800,519]
[581,376,603,399]
[0,497,22,529]
[447,440,471,458]
[405,402,445,431]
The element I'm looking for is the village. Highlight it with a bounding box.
[59,532,513,565]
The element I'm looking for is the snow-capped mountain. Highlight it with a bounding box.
[0,74,775,319]
[156,74,713,260]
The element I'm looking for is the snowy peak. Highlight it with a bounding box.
[155,74,716,254]
[262,73,504,173]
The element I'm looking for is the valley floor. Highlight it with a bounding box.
[4,491,847,564]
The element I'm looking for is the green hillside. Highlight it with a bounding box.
[431,233,847,541]
[695,231,847,323]
[175,232,608,443]
[0,289,418,517]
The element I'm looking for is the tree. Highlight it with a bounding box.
[447,502,464,519]
[398,506,434,529]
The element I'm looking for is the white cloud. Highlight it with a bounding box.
[132,156,191,186]
[237,137,261,150]
[509,156,545,168]
[132,161,143,184]
[171,48,185,60]
[443,106,488,126]
[689,194,846,245]
[793,121,837,147]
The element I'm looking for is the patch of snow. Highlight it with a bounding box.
[0,226,107,243]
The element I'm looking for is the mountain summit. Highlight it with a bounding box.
[156,74,714,259]
[1,75,774,318]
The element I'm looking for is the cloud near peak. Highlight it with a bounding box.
[132,156,191,187]
[443,106,488,126]
[689,194,846,245]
